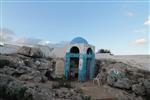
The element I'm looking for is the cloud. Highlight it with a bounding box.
[15,37,42,46]
[0,28,44,46]
[127,11,134,17]
[144,16,150,25]
[38,40,51,45]
[133,38,147,45]
[0,28,69,47]
[134,28,147,33]
[14,37,27,45]
[0,28,15,42]
[53,41,70,47]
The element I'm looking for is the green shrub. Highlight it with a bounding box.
[81,95,91,100]
[97,49,111,54]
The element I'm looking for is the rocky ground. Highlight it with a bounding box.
[0,46,150,100]
[96,54,150,71]
[96,59,150,100]
[0,46,87,100]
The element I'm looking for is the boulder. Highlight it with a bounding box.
[0,74,15,86]
[132,84,146,95]
[19,71,42,82]
[19,74,33,81]
[16,66,32,74]
[37,62,50,70]
[107,75,116,86]
[97,59,150,100]
[0,74,53,100]
[17,46,43,58]
[29,47,43,58]
[0,74,33,100]
[0,54,25,68]
[0,56,10,68]
[1,65,33,78]
[35,60,41,66]
[113,78,132,89]
[143,79,150,89]
[24,59,34,67]
[17,46,31,56]
[107,69,130,89]
[1,66,16,75]
[25,86,53,100]
[143,79,150,97]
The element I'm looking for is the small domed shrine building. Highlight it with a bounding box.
[65,37,95,82]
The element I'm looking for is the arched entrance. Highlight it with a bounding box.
[86,48,93,80]
[69,46,79,80]
[65,37,95,81]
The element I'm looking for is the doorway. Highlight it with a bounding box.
[86,48,93,80]
[70,46,79,80]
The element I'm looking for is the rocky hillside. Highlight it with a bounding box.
[96,59,150,100]
[1,46,150,100]
[96,54,150,71]
[0,47,87,100]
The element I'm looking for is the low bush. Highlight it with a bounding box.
[81,95,91,100]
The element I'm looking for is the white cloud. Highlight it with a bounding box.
[15,37,42,46]
[14,37,28,45]
[0,28,15,42]
[0,28,69,47]
[133,38,147,45]
[38,40,51,45]
[0,28,43,46]
[134,28,147,33]
[127,11,134,17]
[144,16,150,25]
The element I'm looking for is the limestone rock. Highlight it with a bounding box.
[0,56,10,68]
[17,46,43,58]
[113,78,132,89]
[29,47,43,58]
[143,79,150,89]
[97,59,150,100]
[17,46,31,56]
[143,79,150,98]
[1,66,16,75]
[132,84,146,95]
[19,71,42,82]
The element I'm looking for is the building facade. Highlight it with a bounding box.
[65,37,95,82]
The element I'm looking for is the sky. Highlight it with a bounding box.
[0,0,150,55]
